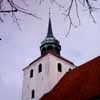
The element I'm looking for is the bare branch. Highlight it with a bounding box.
[0,0,99,35]
[56,0,99,36]
[50,0,65,9]
[0,0,40,18]
[75,0,80,25]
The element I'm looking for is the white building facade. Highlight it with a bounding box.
[22,18,76,100]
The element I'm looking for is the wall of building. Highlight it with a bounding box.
[22,53,75,100]
[48,54,75,90]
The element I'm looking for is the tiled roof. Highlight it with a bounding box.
[41,56,100,100]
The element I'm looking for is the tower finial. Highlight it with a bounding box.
[47,8,54,38]
[49,8,51,19]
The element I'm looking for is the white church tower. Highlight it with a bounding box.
[22,17,76,100]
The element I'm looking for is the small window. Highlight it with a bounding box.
[39,64,42,73]
[31,89,35,98]
[30,69,33,78]
[58,63,62,72]
[47,46,53,51]
[42,47,46,55]
[68,68,72,72]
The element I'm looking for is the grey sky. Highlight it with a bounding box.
[0,1,100,100]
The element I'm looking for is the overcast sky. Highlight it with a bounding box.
[0,0,100,100]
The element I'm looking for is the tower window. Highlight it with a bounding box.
[30,69,33,78]
[47,46,53,51]
[31,89,35,98]
[41,48,46,56]
[68,68,72,72]
[58,63,62,72]
[39,64,42,73]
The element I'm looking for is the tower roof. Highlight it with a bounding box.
[46,18,54,38]
[40,17,61,56]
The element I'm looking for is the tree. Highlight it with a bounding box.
[0,0,99,37]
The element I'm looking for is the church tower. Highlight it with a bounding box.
[22,17,76,100]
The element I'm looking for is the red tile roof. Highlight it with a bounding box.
[41,56,100,100]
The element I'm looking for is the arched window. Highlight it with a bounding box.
[47,46,53,51]
[31,89,35,98]
[68,68,72,72]
[39,64,42,73]
[58,63,62,72]
[30,69,33,78]
[41,47,46,55]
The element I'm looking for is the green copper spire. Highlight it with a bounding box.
[40,15,61,56]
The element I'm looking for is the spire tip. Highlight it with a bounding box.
[49,8,51,19]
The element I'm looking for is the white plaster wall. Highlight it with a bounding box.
[48,54,75,90]
[22,55,50,100]
[22,53,76,100]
